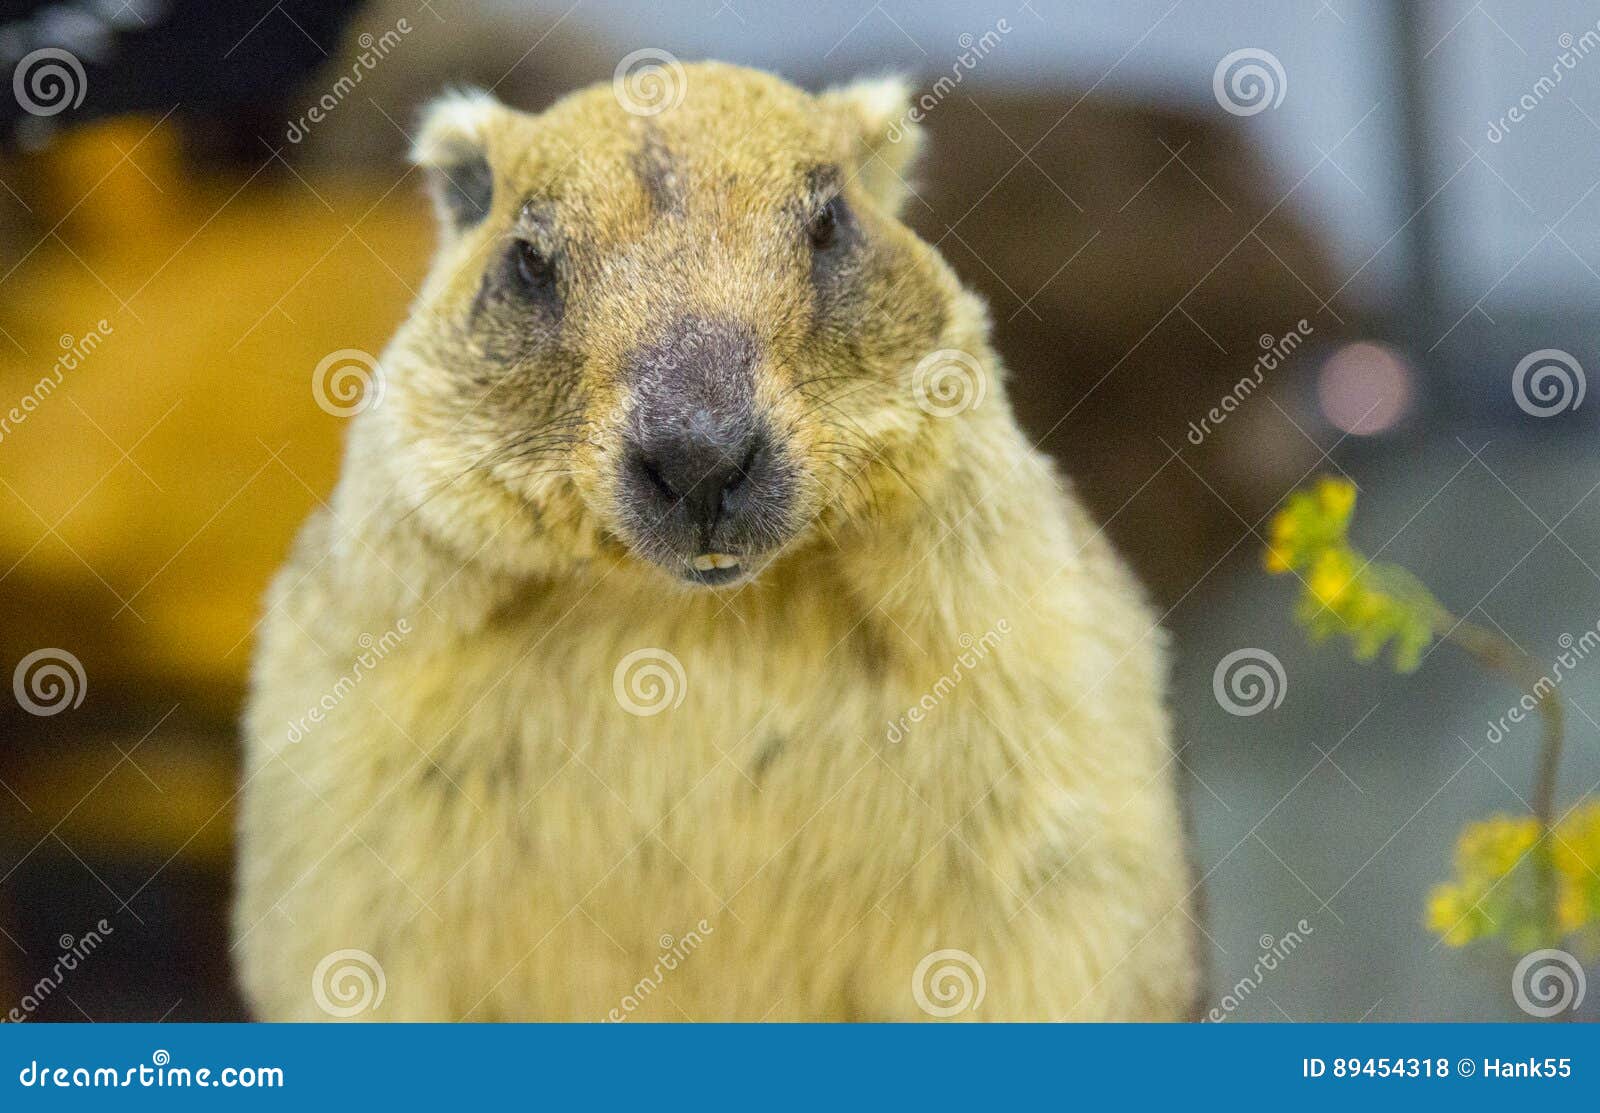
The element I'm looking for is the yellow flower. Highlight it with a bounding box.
[1308,549,1355,608]
[1457,814,1540,878]
[1426,884,1478,947]
[1317,475,1356,519]
[1265,475,1438,672]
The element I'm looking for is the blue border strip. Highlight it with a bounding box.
[2,1023,1595,1108]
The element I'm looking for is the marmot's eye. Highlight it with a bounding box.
[513,239,556,289]
[807,198,842,250]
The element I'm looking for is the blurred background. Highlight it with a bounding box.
[1,0,1598,1021]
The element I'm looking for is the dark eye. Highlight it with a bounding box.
[808,198,841,250]
[514,239,556,289]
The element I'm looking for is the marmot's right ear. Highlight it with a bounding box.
[819,76,924,217]
[411,89,511,232]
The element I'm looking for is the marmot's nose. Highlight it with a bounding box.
[628,419,766,536]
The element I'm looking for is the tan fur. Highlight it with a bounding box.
[234,63,1196,1020]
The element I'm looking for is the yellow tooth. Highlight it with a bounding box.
[691,553,741,572]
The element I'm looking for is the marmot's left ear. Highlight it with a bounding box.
[820,76,924,216]
[411,88,515,232]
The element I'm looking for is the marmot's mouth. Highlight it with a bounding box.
[682,552,743,587]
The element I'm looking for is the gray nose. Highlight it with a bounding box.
[629,419,766,535]
[619,315,790,549]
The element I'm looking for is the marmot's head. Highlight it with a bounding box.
[381,62,989,589]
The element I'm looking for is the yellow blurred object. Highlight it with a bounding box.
[0,116,432,714]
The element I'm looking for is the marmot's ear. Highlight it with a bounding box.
[819,76,924,217]
[411,89,513,232]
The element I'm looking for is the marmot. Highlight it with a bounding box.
[234,62,1197,1020]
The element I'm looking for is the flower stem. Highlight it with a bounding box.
[1435,611,1565,940]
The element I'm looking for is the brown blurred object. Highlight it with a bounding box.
[289,0,619,170]
[911,91,1338,604]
